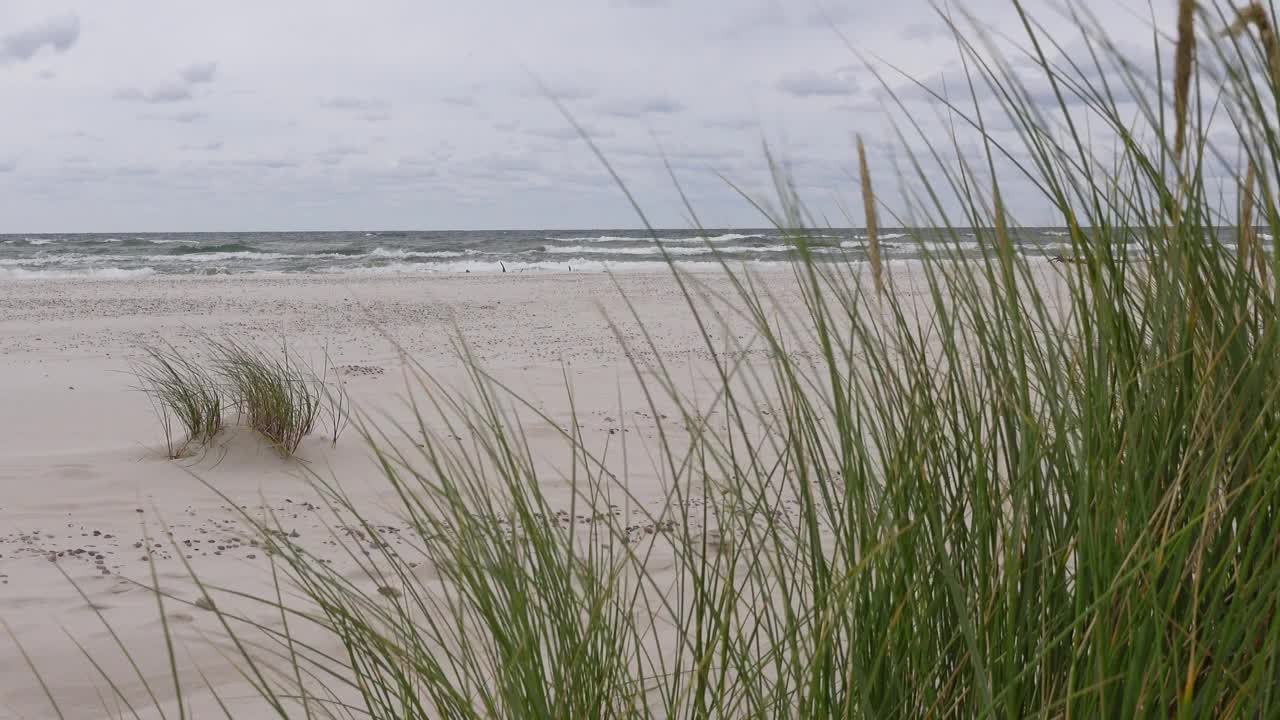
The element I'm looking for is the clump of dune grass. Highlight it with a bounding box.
[211,338,325,455]
[43,1,1280,717]
[132,336,344,457]
[131,343,223,458]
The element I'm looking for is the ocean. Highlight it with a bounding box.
[0,228,1253,279]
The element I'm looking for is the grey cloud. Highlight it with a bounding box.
[526,125,614,141]
[777,69,860,97]
[607,142,743,165]
[320,96,387,111]
[37,68,56,80]
[597,95,685,118]
[328,143,367,156]
[56,164,158,183]
[900,21,947,42]
[1,0,1161,231]
[242,158,299,170]
[115,84,193,103]
[835,99,885,114]
[0,15,80,64]
[390,155,436,168]
[0,159,16,173]
[893,39,1156,111]
[706,113,758,130]
[179,62,218,84]
[363,163,440,183]
[316,144,367,164]
[62,131,103,142]
[115,61,217,104]
[721,4,788,39]
[805,4,859,26]
[459,152,550,177]
[532,80,597,101]
[112,165,157,177]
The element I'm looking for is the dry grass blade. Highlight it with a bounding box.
[993,181,1011,259]
[1241,161,1257,264]
[1224,3,1280,84]
[1174,0,1196,158]
[857,135,882,296]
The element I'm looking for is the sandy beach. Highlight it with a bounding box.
[7,0,1273,713]
[0,267,835,717]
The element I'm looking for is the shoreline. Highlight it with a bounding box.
[0,254,1068,284]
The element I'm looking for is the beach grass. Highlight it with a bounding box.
[133,337,342,457]
[131,343,224,458]
[211,337,326,455]
[50,0,1280,716]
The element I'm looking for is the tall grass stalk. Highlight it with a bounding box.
[46,1,1280,717]
[857,134,883,296]
[132,343,224,458]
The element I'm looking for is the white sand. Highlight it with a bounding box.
[0,268,818,717]
[0,263,1066,717]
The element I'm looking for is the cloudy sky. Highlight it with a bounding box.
[0,1,1175,232]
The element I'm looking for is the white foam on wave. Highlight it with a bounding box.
[0,266,157,280]
[848,232,908,241]
[101,238,123,243]
[548,233,767,244]
[148,251,293,263]
[543,243,820,256]
[148,238,200,245]
[0,253,135,266]
[544,244,708,256]
[315,258,679,275]
[368,247,470,259]
[26,238,58,245]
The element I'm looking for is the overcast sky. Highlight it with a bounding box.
[0,1,1175,232]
